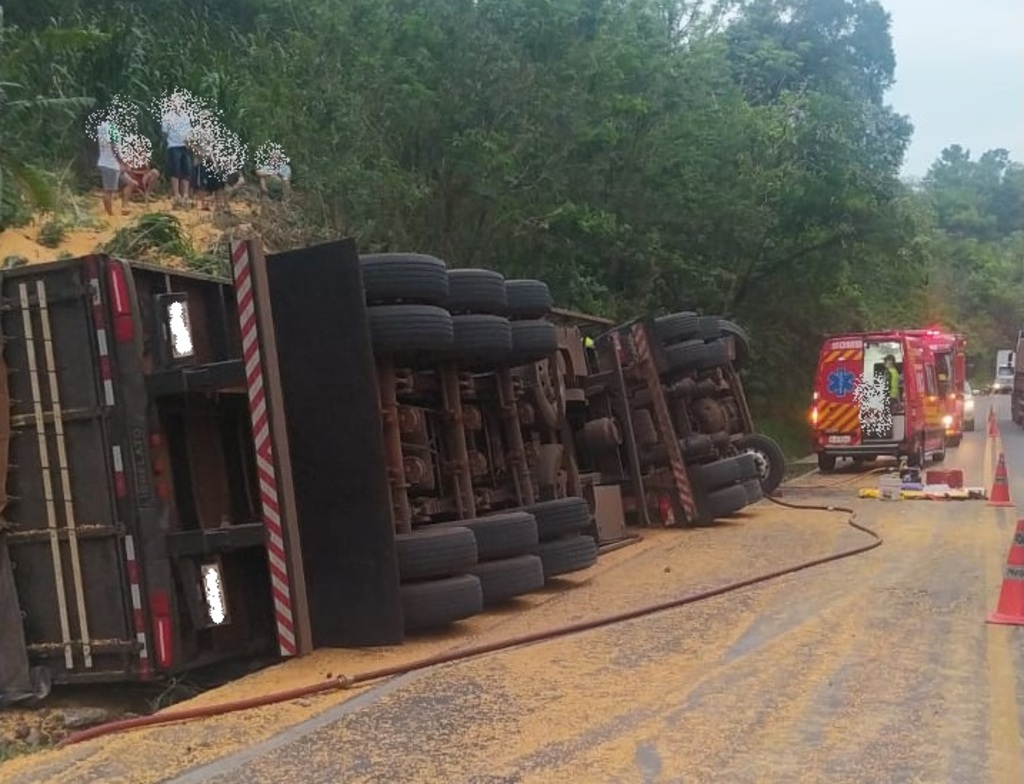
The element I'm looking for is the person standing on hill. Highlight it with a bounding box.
[96,118,130,216]
[161,92,193,208]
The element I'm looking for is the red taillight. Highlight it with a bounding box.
[657,494,674,525]
[150,591,174,669]
[106,262,135,343]
[810,406,819,426]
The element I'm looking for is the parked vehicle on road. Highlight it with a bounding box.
[905,329,967,446]
[994,349,1015,394]
[1012,333,1024,425]
[810,331,948,472]
[962,382,976,431]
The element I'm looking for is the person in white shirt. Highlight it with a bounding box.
[96,120,131,216]
[256,154,292,199]
[161,93,193,207]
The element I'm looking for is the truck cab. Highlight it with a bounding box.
[811,331,948,472]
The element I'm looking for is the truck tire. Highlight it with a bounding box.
[643,434,719,467]
[818,453,836,473]
[359,253,449,305]
[506,279,553,319]
[468,555,546,606]
[703,484,749,520]
[509,319,558,365]
[451,314,513,361]
[445,269,508,314]
[693,453,759,491]
[711,430,732,450]
[532,535,598,579]
[654,312,700,345]
[401,574,484,633]
[736,433,786,495]
[681,434,714,461]
[700,338,730,370]
[663,340,707,374]
[368,304,454,354]
[439,512,539,561]
[718,319,751,369]
[907,438,926,468]
[525,497,591,541]
[742,477,763,505]
[395,526,478,582]
[698,316,722,341]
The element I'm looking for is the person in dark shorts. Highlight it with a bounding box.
[191,160,226,212]
[161,92,193,207]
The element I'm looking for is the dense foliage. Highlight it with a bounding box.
[0,0,1021,452]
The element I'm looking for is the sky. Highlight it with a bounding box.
[882,0,1024,178]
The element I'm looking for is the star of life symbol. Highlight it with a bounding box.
[853,373,892,437]
[827,368,855,397]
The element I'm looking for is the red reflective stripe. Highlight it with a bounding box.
[86,258,116,406]
[232,240,297,657]
[123,535,151,677]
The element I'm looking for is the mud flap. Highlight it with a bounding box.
[0,539,34,706]
[264,239,404,647]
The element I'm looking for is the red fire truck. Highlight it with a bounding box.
[904,328,967,446]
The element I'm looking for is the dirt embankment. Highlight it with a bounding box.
[0,186,269,269]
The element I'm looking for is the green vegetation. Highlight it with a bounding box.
[100,212,194,260]
[35,219,65,248]
[0,0,1021,455]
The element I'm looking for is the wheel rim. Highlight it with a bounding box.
[743,447,770,481]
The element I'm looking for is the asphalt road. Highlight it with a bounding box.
[988,394,1024,502]
[159,408,1024,784]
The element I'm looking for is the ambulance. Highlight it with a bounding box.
[810,331,948,472]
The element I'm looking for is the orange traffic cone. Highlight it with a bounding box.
[987,452,1014,507]
[987,519,1024,626]
[988,406,999,438]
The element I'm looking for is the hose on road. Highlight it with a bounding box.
[60,495,881,749]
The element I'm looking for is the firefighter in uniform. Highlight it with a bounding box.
[583,335,597,373]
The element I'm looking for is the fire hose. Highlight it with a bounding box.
[60,494,880,748]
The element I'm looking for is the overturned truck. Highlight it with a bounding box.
[0,242,785,704]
